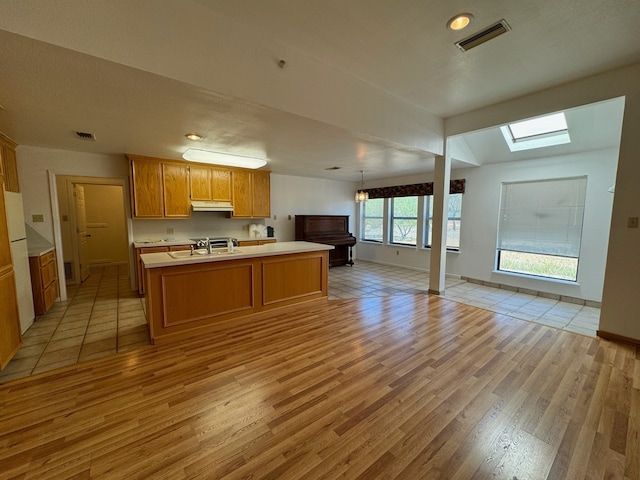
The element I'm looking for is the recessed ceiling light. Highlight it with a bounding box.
[183,148,267,169]
[185,133,203,141]
[447,13,474,31]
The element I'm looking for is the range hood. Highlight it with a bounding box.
[191,200,234,212]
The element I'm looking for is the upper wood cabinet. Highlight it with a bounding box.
[189,165,232,202]
[129,154,269,219]
[162,163,191,217]
[0,133,20,193]
[129,155,191,219]
[232,170,271,218]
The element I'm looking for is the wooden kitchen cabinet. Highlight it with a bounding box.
[189,165,232,202]
[29,249,59,316]
[232,170,271,218]
[162,163,191,217]
[0,179,22,370]
[237,239,277,246]
[129,156,164,218]
[0,268,21,369]
[0,133,20,193]
[136,244,192,295]
[129,155,191,219]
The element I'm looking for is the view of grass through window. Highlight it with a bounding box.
[499,250,578,281]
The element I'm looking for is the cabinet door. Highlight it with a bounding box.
[0,269,22,370]
[130,157,164,218]
[0,182,12,271]
[137,246,169,295]
[252,171,271,218]
[212,169,232,202]
[1,144,19,193]
[189,165,212,201]
[162,163,191,217]
[231,170,252,218]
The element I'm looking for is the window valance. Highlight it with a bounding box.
[364,179,465,199]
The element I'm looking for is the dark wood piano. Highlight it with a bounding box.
[295,215,356,267]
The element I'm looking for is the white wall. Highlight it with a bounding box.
[16,146,129,242]
[129,174,356,242]
[16,146,356,251]
[445,63,640,341]
[357,148,617,302]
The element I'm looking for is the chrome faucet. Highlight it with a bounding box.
[204,237,212,254]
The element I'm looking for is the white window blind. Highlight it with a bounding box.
[498,177,587,258]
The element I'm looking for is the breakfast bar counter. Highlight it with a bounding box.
[140,241,333,343]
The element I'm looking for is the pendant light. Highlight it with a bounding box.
[355,170,369,203]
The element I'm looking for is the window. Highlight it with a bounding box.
[362,197,384,242]
[390,196,418,245]
[500,112,570,152]
[424,193,463,250]
[497,177,587,281]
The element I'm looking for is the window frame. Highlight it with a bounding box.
[389,196,419,246]
[361,197,384,243]
[423,193,463,251]
[496,176,587,282]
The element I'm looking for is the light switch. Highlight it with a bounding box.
[32,214,44,222]
[628,216,639,228]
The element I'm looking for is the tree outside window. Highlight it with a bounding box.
[391,196,418,245]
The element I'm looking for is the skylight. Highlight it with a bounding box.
[500,112,570,152]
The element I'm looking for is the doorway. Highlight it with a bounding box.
[55,176,129,285]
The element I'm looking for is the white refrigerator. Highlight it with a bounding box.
[4,191,35,333]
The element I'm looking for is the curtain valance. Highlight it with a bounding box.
[364,179,465,199]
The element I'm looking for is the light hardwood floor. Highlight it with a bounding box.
[0,294,637,479]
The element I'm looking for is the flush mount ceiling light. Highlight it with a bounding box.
[355,170,369,203]
[447,13,474,31]
[183,148,267,169]
[185,133,203,141]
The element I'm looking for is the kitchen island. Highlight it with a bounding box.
[140,241,334,344]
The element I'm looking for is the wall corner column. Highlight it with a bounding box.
[428,154,450,295]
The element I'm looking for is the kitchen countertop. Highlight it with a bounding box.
[140,241,333,269]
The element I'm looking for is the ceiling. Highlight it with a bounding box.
[0,1,638,182]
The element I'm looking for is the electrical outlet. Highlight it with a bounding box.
[288,215,292,220]
[628,217,639,228]
[396,250,400,256]
[32,214,44,222]
[273,214,277,220]
[167,228,174,235]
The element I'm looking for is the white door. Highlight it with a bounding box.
[74,184,91,282]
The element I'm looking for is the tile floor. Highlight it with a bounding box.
[329,261,600,337]
[0,260,599,384]
[0,264,148,383]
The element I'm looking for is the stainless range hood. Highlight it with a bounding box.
[191,200,234,212]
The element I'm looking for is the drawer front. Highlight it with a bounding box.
[43,279,59,312]
[41,259,57,287]
[40,251,55,267]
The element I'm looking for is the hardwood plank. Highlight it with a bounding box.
[0,294,638,479]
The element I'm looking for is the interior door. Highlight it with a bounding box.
[74,184,91,282]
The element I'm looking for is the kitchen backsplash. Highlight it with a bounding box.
[131,212,266,242]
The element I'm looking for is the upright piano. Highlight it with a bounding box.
[295,215,356,267]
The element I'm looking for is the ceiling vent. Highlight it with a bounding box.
[455,19,511,52]
[74,131,96,141]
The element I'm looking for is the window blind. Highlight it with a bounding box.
[498,176,587,258]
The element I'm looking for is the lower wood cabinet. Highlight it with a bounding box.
[237,239,277,246]
[136,244,192,295]
[0,267,22,370]
[29,250,59,316]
